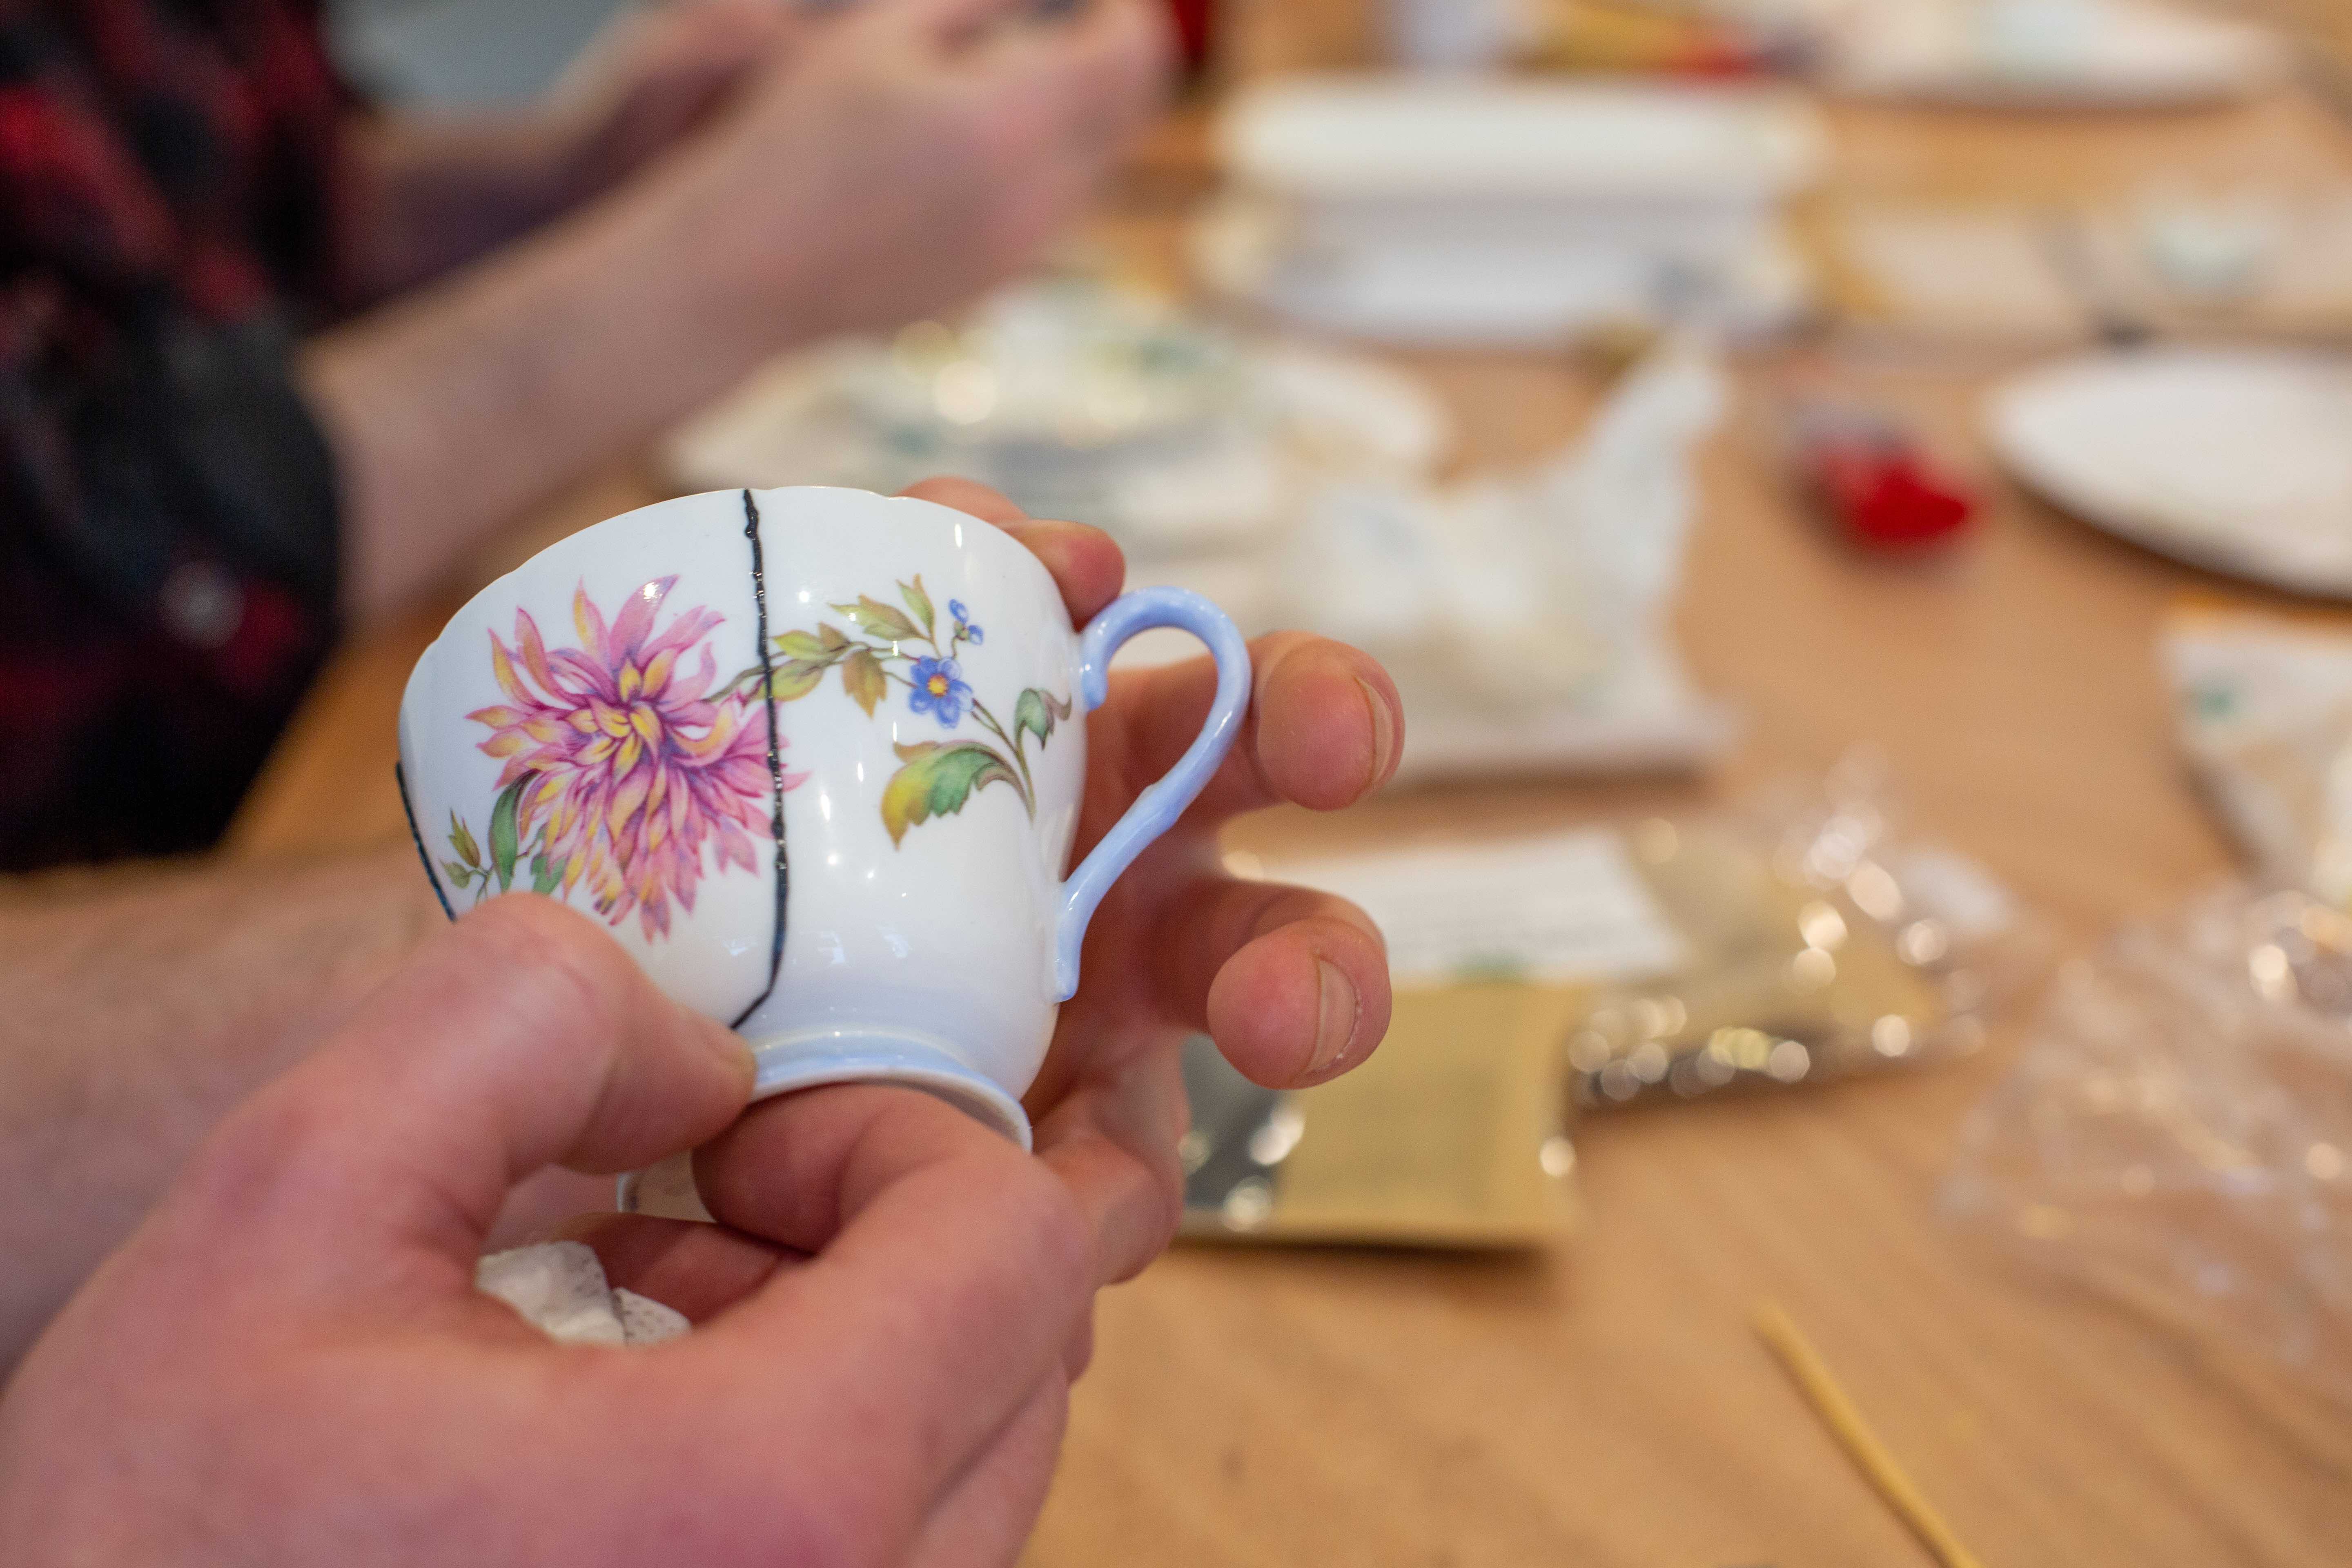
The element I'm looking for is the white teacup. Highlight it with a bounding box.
[398,486,1248,1149]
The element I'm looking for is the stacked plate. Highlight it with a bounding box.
[1195,75,1825,346]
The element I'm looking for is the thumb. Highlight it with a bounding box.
[162,896,754,1308]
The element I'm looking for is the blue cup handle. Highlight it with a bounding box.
[1053,588,1252,1002]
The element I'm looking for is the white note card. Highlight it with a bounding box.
[1263,830,1688,988]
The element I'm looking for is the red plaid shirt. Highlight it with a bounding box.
[0,0,346,869]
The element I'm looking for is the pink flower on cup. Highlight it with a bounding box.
[463,577,795,938]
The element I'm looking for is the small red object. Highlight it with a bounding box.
[1796,415,1978,551]
[1165,0,1214,76]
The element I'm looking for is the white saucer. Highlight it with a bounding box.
[1989,348,2352,597]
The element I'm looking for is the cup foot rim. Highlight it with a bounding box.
[747,1031,1033,1152]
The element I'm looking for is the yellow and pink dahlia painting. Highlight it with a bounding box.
[441,577,800,938]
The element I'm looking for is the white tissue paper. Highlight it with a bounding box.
[1274,332,1736,780]
[475,1241,690,1347]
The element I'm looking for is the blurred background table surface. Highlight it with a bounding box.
[233,7,2352,1564]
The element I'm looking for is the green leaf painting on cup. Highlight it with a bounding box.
[881,742,1023,847]
[1014,687,1071,750]
[732,575,1070,848]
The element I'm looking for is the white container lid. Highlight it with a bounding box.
[1218,74,1827,206]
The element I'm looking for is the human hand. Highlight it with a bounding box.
[549,0,806,199]
[0,477,1399,1561]
[511,478,1403,1290]
[314,0,1169,622]
[0,849,452,1373]
[651,0,1172,342]
[885,479,1401,1288]
[0,897,1107,1566]
[548,477,1399,1548]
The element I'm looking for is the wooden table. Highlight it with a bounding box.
[230,35,2352,1568]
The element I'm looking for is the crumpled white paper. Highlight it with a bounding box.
[475,1241,689,1348]
[1272,332,1735,780]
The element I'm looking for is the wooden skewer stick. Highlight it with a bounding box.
[1753,1300,1988,1568]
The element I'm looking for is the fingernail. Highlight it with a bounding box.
[1310,960,1360,1077]
[1357,677,1396,790]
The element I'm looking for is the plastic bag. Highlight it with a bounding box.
[1565,750,2043,1109]
[1945,886,2352,1403]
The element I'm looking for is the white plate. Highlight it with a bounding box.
[662,287,1450,553]
[1830,0,2284,109]
[1989,349,2352,596]
[1218,76,1824,205]
[1193,192,1813,348]
[1203,78,1822,348]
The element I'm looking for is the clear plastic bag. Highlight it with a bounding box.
[1944,886,2352,1403]
[1566,750,2046,1109]
[1174,755,2037,1244]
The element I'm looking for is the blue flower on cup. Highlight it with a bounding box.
[909,656,972,728]
[753,576,1070,848]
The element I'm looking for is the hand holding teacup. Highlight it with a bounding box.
[401,479,1397,1267]
[579,480,1399,1310]
[0,481,1399,1564]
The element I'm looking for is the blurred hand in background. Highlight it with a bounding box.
[344,0,816,298]
[317,0,1176,621]
[653,0,1173,342]
[1,0,1170,870]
